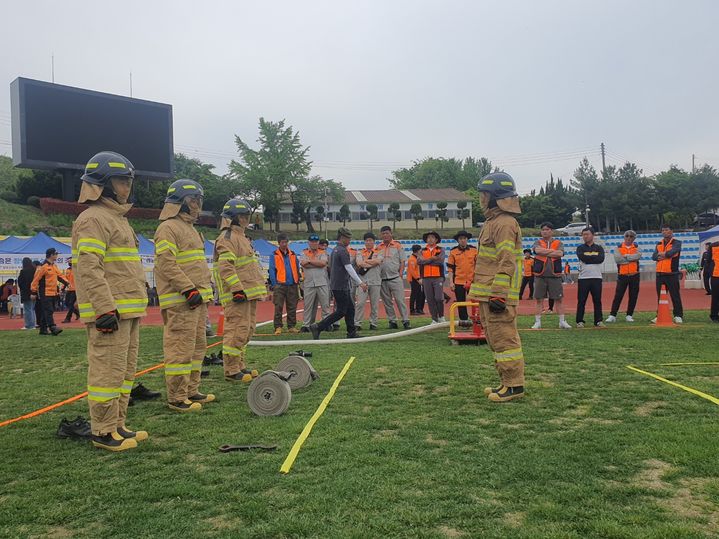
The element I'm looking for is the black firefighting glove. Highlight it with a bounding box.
[96,311,120,333]
[183,288,204,309]
[232,290,247,303]
[488,296,507,314]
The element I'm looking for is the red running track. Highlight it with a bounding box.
[0,281,712,331]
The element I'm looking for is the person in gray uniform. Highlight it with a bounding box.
[300,234,330,332]
[378,226,410,329]
[354,232,384,330]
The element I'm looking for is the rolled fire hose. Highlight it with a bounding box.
[276,355,319,390]
[247,370,293,416]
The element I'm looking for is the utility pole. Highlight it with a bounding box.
[51,54,55,83]
[129,72,133,97]
[692,153,696,173]
[600,142,606,176]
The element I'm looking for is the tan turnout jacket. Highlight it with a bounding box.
[71,197,148,322]
[154,212,212,309]
[469,207,523,305]
[214,225,266,306]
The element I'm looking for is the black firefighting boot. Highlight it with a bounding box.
[189,392,216,404]
[92,431,138,452]
[225,372,253,383]
[117,425,149,442]
[487,386,525,403]
[56,416,92,440]
[483,385,504,396]
[168,400,202,412]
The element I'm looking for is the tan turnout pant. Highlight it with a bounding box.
[86,317,140,435]
[223,300,257,376]
[162,302,207,402]
[479,302,525,387]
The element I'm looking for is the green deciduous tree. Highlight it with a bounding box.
[338,204,351,225]
[389,156,495,191]
[229,118,311,231]
[365,204,379,231]
[457,200,469,229]
[410,203,424,231]
[388,202,401,230]
[435,201,448,229]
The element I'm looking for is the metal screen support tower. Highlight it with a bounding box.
[61,169,78,202]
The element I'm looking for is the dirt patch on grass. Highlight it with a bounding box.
[45,527,74,538]
[410,384,426,396]
[205,514,242,531]
[634,459,674,491]
[437,525,466,537]
[433,385,450,394]
[425,433,448,446]
[662,478,719,533]
[374,366,389,374]
[503,511,526,528]
[634,400,665,417]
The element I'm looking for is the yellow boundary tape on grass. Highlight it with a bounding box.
[280,356,356,474]
[659,362,719,366]
[626,365,719,406]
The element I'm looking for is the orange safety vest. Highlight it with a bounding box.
[532,239,562,276]
[273,249,299,284]
[65,268,76,291]
[407,254,420,282]
[618,243,640,275]
[522,258,533,277]
[712,243,719,278]
[420,246,443,278]
[30,261,66,297]
[656,238,679,274]
[447,245,477,284]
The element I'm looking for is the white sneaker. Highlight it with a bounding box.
[531,321,541,330]
[437,317,446,323]
[576,322,585,328]
[595,321,606,328]
[559,320,572,329]
[650,317,657,324]
[430,319,439,325]
[605,315,616,323]
[673,317,683,324]
[625,315,634,322]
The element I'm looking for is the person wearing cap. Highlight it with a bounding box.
[468,172,526,402]
[61,261,80,323]
[531,222,571,330]
[378,225,410,329]
[651,224,684,324]
[154,179,215,412]
[30,247,69,336]
[407,244,425,315]
[300,234,330,332]
[606,229,642,323]
[310,228,368,339]
[354,231,384,330]
[417,231,446,323]
[269,233,302,335]
[519,249,535,300]
[72,151,149,451]
[447,231,477,327]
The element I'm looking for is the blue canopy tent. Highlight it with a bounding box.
[0,236,27,252]
[289,241,308,254]
[136,234,156,256]
[204,239,215,258]
[252,239,277,257]
[698,224,719,245]
[11,231,71,255]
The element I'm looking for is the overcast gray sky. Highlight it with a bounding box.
[1,0,718,194]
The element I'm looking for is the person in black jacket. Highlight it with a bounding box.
[700,242,713,295]
[17,257,38,330]
[575,227,605,327]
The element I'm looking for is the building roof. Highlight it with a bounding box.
[343,188,470,204]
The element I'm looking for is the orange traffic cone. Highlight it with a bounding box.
[656,288,674,327]
[216,310,225,336]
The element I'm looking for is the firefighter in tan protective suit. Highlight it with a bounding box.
[72,151,149,451]
[468,172,526,402]
[214,198,267,382]
[154,179,215,412]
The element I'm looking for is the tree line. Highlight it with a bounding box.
[2,120,719,233]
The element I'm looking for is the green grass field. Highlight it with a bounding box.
[1,313,718,538]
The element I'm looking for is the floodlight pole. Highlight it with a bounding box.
[61,169,77,202]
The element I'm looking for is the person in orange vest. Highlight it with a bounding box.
[651,224,683,324]
[407,244,425,315]
[531,222,571,329]
[519,249,534,300]
[709,241,719,322]
[269,232,302,335]
[62,261,80,323]
[447,230,477,327]
[417,231,446,323]
[606,229,642,323]
[31,247,69,336]
[563,261,573,284]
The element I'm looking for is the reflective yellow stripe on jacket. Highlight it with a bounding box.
[158,287,212,308]
[176,249,206,264]
[104,246,141,262]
